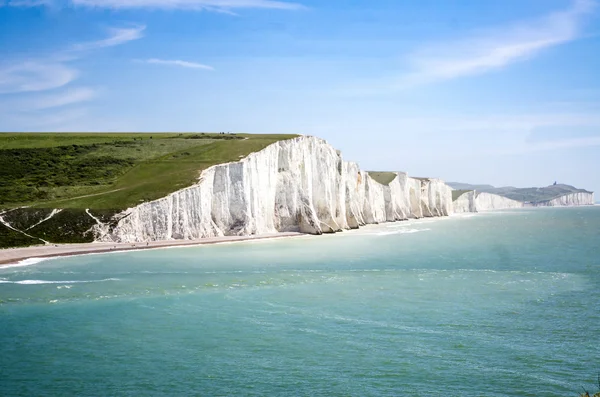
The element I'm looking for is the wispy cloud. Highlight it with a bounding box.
[396,0,596,88]
[0,26,143,95]
[144,59,214,70]
[3,108,91,130]
[2,0,303,10]
[71,0,303,10]
[71,25,146,52]
[0,0,52,7]
[0,87,98,116]
[27,87,99,109]
[1,25,143,130]
[0,62,78,94]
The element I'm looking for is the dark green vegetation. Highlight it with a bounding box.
[451,189,472,201]
[368,171,397,185]
[1,208,54,232]
[0,222,42,249]
[0,132,297,248]
[447,182,592,203]
[0,144,134,205]
[27,209,99,244]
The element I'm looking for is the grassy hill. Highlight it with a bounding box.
[367,172,398,185]
[451,189,472,201]
[447,182,592,203]
[0,133,297,248]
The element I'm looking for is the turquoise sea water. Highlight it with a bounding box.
[1,207,599,396]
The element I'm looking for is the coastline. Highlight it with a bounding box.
[0,215,449,267]
[0,232,304,267]
[3,206,595,267]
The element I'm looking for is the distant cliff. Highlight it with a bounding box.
[453,191,523,213]
[448,182,594,207]
[527,192,595,207]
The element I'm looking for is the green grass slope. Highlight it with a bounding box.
[0,132,297,248]
[367,172,398,186]
[451,190,472,201]
[0,222,43,249]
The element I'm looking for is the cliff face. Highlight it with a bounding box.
[530,192,595,207]
[475,192,524,211]
[453,191,476,214]
[453,191,523,213]
[100,136,453,242]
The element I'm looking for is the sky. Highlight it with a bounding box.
[1,0,599,195]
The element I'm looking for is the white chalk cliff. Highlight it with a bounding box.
[98,136,453,242]
[529,192,595,207]
[453,191,523,213]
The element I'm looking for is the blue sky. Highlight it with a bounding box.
[1,0,599,195]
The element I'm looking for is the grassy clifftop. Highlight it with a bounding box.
[451,189,472,201]
[367,172,398,186]
[1,133,297,210]
[0,132,297,248]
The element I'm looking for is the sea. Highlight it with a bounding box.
[1,207,599,396]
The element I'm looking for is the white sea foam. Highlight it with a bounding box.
[454,213,476,218]
[0,278,119,285]
[0,257,50,269]
[375,228,430,236]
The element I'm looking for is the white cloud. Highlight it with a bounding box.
[144,59,214,70]
[0,87,97,115]
[70,0,303,10]
[2,107,90,130]
[0,62,78,94]
[27,87,99,109]
[71,25,145,52]
[1,0,303,10]
[0,0,52,6]
[1,25,143,131]
[396,0,596,88]
[0,26,143,96]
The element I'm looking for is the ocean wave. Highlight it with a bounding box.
[0,278,120,285]
[375,228,430,236]
[0,257,50,269]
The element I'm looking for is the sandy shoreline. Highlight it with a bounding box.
[0,232,304,267]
